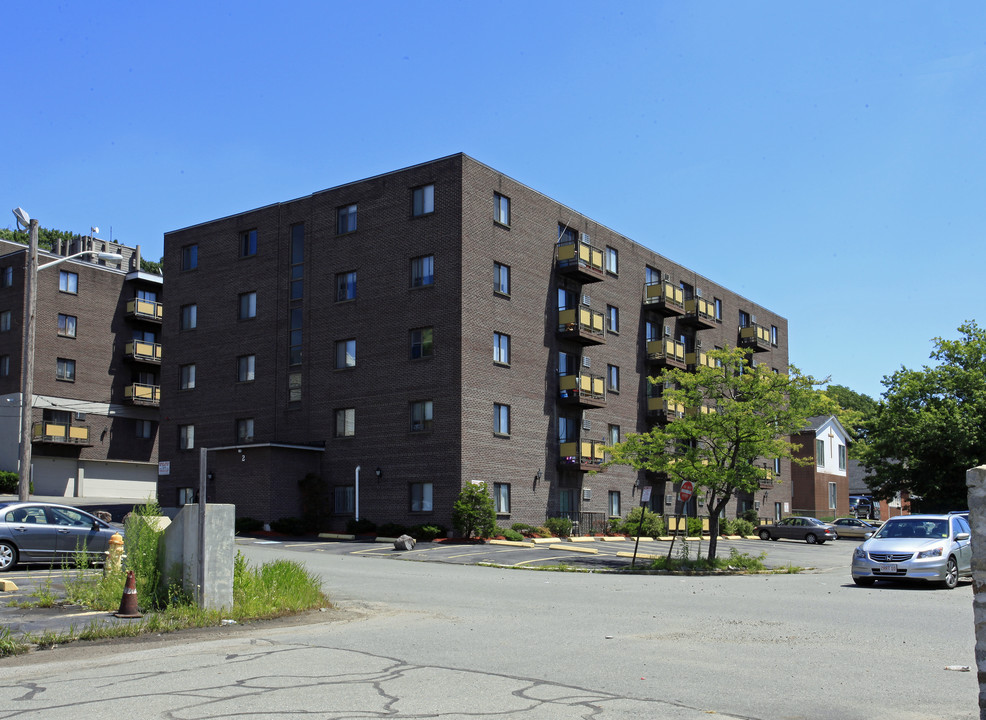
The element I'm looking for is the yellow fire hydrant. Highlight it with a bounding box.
[104,533,124,576]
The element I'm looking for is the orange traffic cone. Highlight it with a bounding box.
[114,570,142,618]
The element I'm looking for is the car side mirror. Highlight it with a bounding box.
[863,532,873,539]
[92,520,101,531]
[956,532,971,541]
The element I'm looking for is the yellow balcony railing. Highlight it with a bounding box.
[32,422,90,444]
[685,351,715,368]
[647,338,686,364]
[559,439,606,468]
[739,324,772,351]
[685,297,716,323]
[127,298,163,322]
[647,397,684,418]
[556,238,605,277]
[125,340,162,363]
[558,306,606,338]
[643,281,685,311]
[125,383,161,404]
[559,372,606,403]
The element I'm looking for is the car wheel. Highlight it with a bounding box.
[853,576,876,587]
[943,557,959,589]
[805,533,817,544]
[0,541,17,572]
[759,530,771,541]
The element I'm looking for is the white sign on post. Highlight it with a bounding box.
[641,485,652,503]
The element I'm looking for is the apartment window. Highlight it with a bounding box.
[739,310,751,328]
[336,203,358,234]
[412,184,435,216]
[605,246,618,275]
[828,482,837,510]
[177,487,195,506]
[289,307,302,365]
[558,415,577,443]
[494,403,510,436]
[714,298,723,321]
[0,311,10,332]
[335,339,356,369]
[494,483,510,514]
[181,244,198,271]
[237,354,256,382]
[335,408,355,437]
[1,267,11,287]
[816,439,825,467]
[559,488,576,514]
[607,364,620,393]
[180,304,197,331]
[240,229,257,257]
[494,262,510,295]
[57,313,76,337]
[608,491,621,518]
[493,332,510,365]
[56,358,76,382]
[838,444,847,471]
[336,271,357,302]
[136,419,154,439]
[774,457,782,475]
[494,192,510,226]
[411,255,434,287]
[771,325,779,346]
[179,424,195,450]
[59,270,78,294]
[0,355,9,377]
[288,372,302,402]
[410,482,433,512]
[334,485,355,514]
[239,291,257,320]
[289,223,304,300]
[236,418,255,443]
[410,327,433,359]
[179,363,196,390]
[606,305,619,333]
[558,351,576,376]
[608,424,620,446]
[645,266,660,285]
[410,400,433,432]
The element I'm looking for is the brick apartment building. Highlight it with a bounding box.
[0,237,162,498]
[159,154,792,532]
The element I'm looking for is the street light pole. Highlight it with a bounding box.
[17,218,39,502]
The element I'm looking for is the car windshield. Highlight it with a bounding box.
[807,518,826,526]
[875,519,947,539]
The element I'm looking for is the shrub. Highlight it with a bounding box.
[0,471,18,494]
[741,508,759,524]
[544,516,573,538]
[270,517,312,536]
[377,522,408,538]
[511,523,534,533]
[501,529,525,542]
[733,519,755,536]
[619,507,665,538]
[235,517,264,534]
[687,517,704,536]
[123,500,167,608]
[410,524,444,541]
[346,518,377,535]
[531,526,553,538]
[451,482,496,538]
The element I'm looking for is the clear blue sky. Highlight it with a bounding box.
[4,2,983,400]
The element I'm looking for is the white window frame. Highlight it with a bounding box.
[59,270,78,294]
[494,403,510,436]
[494,482,510,514]
[493,332,510,365]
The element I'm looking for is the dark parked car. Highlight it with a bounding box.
[0,502,122,571]
[755,516,838,544]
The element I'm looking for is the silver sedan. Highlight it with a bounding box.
[0,502,121,571]
[830,517,879,538]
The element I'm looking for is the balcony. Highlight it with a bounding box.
[558,306,606,345]
[125,340,162,364]
[646,338,686,370]
[642,281,684,315]
[738,324,772,352]
[684,404,717,417]
[32,422,91,446]
[125,383,161,406]
[685,350,715,371]
[558,439,607,472]
[556,237,605,283]
[127,298,163,323]
[559,372,606,409]
[681,297,716,329]
[647,396,684,423]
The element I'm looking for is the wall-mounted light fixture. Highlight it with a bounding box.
[375,467,383,480]
[534,468,542,484]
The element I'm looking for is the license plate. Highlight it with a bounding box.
[879,564,897,573]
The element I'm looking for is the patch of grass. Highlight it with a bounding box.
[647,548,770,573]
[230,552,328,620]
[0,626,29,657]
[29,578,58,608]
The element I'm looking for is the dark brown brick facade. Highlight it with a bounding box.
[160,154,792,529]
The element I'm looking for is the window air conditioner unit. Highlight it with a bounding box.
[665,494,674,506]
[663,273,671,282]
[582,294,591,306]
[583,418,591,430]
[75,412,87,421]
[754,501,761,510]
[664,325,672,336]
[582,356,591,368]
[751,315,758,324]
[583,488,592,501]
[695,340,702,349]
[580,232,590,243]
[695,288,702,297]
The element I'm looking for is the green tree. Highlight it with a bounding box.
[822,384,878,443]
[858,321,986,512]
[605,347,829,560]
[451,482,496,539]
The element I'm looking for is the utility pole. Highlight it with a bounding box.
[17,218,39,502]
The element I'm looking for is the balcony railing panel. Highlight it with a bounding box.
[558,306,606,345]
[125,383,161,405]
[559,372,606,406]
[556,239,605,282]
[32,422,91,444]
[126,299,163,322]
[125,340,163,363]
[646,338,687,368]
[683,297,716,328]
[738,324,772,352]
[642,281,685,314]
[558,439,607,471]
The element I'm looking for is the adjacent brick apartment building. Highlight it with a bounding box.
[0,237,161,498]
[159,154,792,531]
[791,416,851,517]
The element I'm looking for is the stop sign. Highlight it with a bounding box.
[679,481,694,503]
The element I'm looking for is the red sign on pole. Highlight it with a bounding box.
[679,481,694,503]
